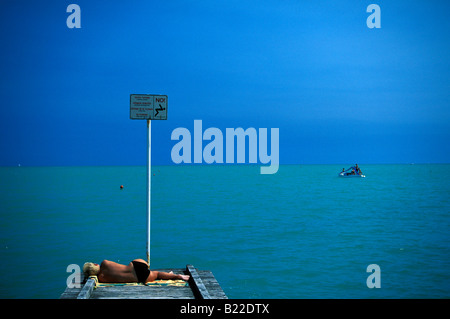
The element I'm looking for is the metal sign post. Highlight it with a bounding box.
[146,119,151,267]
[130,94,168,268]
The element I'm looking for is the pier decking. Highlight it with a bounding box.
[60,265,227,299]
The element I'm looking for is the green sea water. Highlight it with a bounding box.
[0,164,449,298]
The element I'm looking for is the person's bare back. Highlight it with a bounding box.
[97,260,136,283]
[88,259,190,283]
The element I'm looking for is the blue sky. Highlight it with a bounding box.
[0,0,448,166]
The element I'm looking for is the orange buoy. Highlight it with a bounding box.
[120,185,124,189]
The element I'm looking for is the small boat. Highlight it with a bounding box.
[339,166,365,178]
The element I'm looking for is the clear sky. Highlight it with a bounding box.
[0,0,448,166]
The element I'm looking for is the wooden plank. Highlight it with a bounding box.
[198,270,228,299]
[90,268,192,299]
[60,266,227,299]
[77,277,96,299]
[60,273,85,299]
[91,285,194,299]
[60,287,82,299]
[186,264,211,299]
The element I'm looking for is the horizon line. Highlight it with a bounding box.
[2,162,449,168]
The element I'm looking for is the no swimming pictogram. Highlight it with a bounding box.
[130,94,168,120]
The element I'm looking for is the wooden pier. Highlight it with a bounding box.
[60,265,227,299]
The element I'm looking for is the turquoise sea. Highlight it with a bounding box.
[0,164,449,299]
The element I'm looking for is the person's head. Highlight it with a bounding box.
[83,262,100,277]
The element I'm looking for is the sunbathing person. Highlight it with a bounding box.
[83,259,190,284]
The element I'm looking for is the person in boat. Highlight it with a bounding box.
[83,259,190,283]
[355,164,362,175]
[342,168,352,176]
